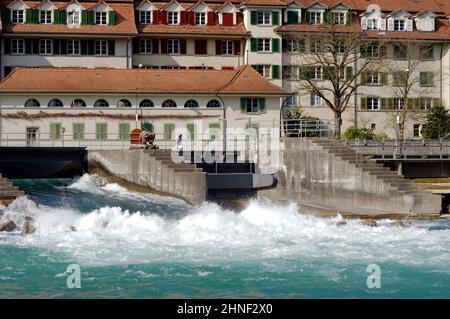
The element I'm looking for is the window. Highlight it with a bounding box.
[195,12,206,25]
[67,10,80,25]
[168,11,179,25]
[413,124,421,138]
[167,39,180,54]
[186,123,195,140]
[309,11,322,24]
[366,44,386,58]
[420,72,434,87]
[367,97,379,110]
[73,123,85,140]
[140,10,152,24]
[371,123,376,130]
[393,72,407,86]
[117,99,132,107]
[286,39,304,53]
[40,10,52,24]
[95,11,107,25]
[310,40,322,53]
[419,45,433,60]
[48,99,64,107]
[367,18,378,30]
[222,40,233,55]
[11,39,25,55]
[67,40,80,55]
[310,93,322,107]
[11,10,24,24]
[394,98,404,110]
[96,123,108,140]
[139,99,154,107]
[366,72,380,85]
[162,99,177,108]
[39,39,53,55]
[119,123,130,140]
[71,99,86,107]
[164,123,175,139]
[140,39,152,54]
[184,99,199,108]
[335,41,345,54]
[311,66,323,80]
[50,123,62,140]
[94,99,109,107]
[420,98,432,110]
[393,44,407,59]
[257,11,271,25]
[283,65,299,80]
[207,99,220,108]
[95,40,108,56]
[393,19,405,31]
[254,65,271,79]
[246,98,259,113]
[257,38,271,52]
[25,99,40,107]
[332,12,346,25]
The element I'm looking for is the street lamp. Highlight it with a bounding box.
[61,127,66,147]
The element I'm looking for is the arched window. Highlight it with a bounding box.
[162,99,177,108]
[139,99,154,107]
[184,99,199,108]
[207,99,221,108]
[117,99,132,107]
[141,122,154,133]
[94,99,109,108]
[24,99,40,107]
[71,99,86,107]
[48,99,64,107]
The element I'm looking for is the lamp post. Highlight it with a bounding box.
[61,127,66,147]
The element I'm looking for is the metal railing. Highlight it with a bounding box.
[282,119,334,138]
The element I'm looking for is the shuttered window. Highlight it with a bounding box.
[119,123,130,140]
[50,123,62,140]
[164,124,175,140]
[96,123,108,140]
[73,123,85,140]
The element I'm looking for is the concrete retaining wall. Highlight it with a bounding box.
[87,150,207,205]
[257,138,441,216]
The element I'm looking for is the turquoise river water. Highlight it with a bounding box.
[0,174,450,298]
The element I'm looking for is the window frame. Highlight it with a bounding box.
[222,40,234,55]
[139,99,154,107]
[367,97,380,110]
[11,9,25,24]
[168,11,179,25]
[195,12,206,25]
[162,99,177,108]
[393,19,406,31]
[257,38,271,53]
[139,39,153,54]
[95,11,108,25]
[11,39,25,55]
[67,10,81,25]
[245,98,259,113]
[39,39,53,55]
[48,98,64,107]
[95,40,108,56]
[206,99,221,108]
[139,10,152,24]
[67,39,81,56]
[40,10,53,24]
[184,99,199,108]
[94,99,109,108]
[167,39,180,55]
[310,93,322,107]
[309,11,323,24]
[71,99,86,108]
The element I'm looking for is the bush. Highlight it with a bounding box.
[343,126,376,140]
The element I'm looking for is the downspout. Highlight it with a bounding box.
[127,37,131,69]
[215,94,227,154]
[353,45,358,128]
[440,43,444,104]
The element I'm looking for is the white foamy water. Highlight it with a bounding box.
[1,175,450,268]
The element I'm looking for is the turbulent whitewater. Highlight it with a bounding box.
[0,174,449,298]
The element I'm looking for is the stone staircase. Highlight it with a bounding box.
[0,174,25,205]
[312,139,426,196]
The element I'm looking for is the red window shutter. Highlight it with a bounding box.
[180,11,186,24]
[180,39,187,54]
[234,40,240,55]
[195,40,207,55]
[160,39,167,54]
[152,11,160,24]
[223,13,233,26]
[188,12,195,25]
[207,12,214,25]
[152,39,159,54]
[215,40,222,55]
[161,11,168,24]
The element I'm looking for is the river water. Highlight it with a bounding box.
[0,174,449,298]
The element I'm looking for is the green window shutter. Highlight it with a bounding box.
[50,123,62,140]
[25,9,33,24]
[88,10,95,25]
[272,65,280,79]
[360,97,367,110]
[53,39,61,55]
[272,38,280,53]
[32,39,39,54]
[33,9,39,23]
[108,40,115,56]
[240,98,246,113]
[59,10,67,25]
[420,72,427,86]
[250,38,257,52]
[305,11,310,24]
[4,39,11,55]
[360,45,367,58]
[361,72,368,84]
[96,123,107,140]
[287,11,298,24]
[80,40,88,55]
[380,72,387,85]
[119,123,130,140]
[259,98,266,112]
[5,8,11,24]
[324,10,332,24]
[272,11,279,26]
[53,10,60,24]
[108,11,116,26]
[345,66,353,79]
[87,40,95,55]
[427,72,434,86]
[346,12,352,25]
[250,11,257,25]
[81,10,87,25]
[164,124,175,139]
[380,98,386,110]
[388,98,395,110]
[25,39,32,54]
[187,123,195,140]
[251,64,259,70]
[73,123,85,140]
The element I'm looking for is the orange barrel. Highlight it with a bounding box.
[130,128,142,145]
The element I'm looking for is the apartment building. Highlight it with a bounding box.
[1,0,450,140]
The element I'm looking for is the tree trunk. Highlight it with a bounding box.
[335,112,342,139]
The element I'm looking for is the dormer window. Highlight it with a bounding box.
[11,9,25,24]
[168,11,179,25]
[332,12,346,25]
[40,10,52,24]
[309,11,322,24]
[95,11,107,25]
[367,18,378,30]
[393,19,405,31]
[195,12,206,25]
[257,11,271,25]
[140,10,152,24]
[67,10,80,25]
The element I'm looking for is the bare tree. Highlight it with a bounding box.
[384,41,441,140]
[291,22,386,138]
